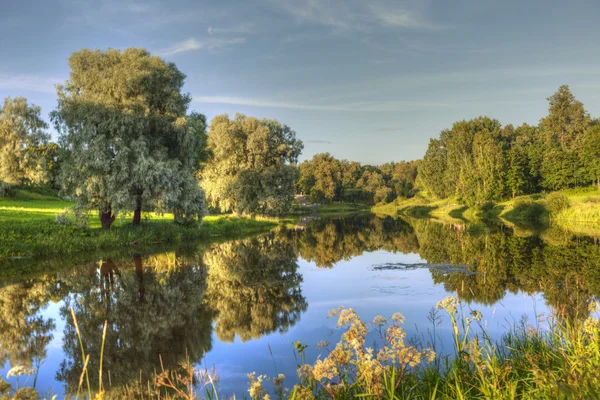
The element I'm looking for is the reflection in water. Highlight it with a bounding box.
[205,232,307,342]
[56,254,213,393]
[0,279,55,374]
[1,214,600,395]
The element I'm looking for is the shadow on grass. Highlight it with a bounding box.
[502,199,549,232]
[397,205,437,218]
[448,205,468,221]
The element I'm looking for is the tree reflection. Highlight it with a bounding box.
[56,254,213,393]
[0,279,55,374]
[295,214,419,267]
[203,232,307,342]
[410,219,600,320]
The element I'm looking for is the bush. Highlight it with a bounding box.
[55,205,90,229]
[545,192,571,216]
[0,182,15,197]
[508,197,547,221]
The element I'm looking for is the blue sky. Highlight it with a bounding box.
[1,0,600,164]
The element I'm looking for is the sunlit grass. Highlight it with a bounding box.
[0,191,281,258]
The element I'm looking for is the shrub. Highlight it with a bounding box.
[508,197,547,221]
[0,182,15,197]
[545,192,571,216]
[55,205,90,229]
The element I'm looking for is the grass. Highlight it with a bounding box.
[374,188,600,235]
[5,298,600,399]
[0,190,281,259]
[290,201,370,216]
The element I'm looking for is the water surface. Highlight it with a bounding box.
[1,214,599,397]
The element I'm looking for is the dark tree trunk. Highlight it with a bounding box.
[100,204,116,229]
[132,190,143,226]
[134,254,145,303]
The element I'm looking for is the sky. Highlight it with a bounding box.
[1,0,600,164]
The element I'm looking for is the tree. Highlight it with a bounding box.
[201,114,302,216]
[541,85,591,151]
[298,153,342,203]
[0,97,50,185]
[418,138,448,198]
[391,161,418,198]
[464,130,505,205]
[162,112,208,224]
[578,125,600,190]
[52,48,202,228]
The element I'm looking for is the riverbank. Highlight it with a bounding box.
[373,188,600,230]
[292,195,371,215]
[0,190,280,258]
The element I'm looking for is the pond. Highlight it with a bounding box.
[1,213,599,397]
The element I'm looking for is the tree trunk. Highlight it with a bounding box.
[132,190,143,226]
[134,254,145,303]
[99,204,116,229]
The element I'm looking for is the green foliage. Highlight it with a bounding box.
[298,153,342,203]
[504,197,548,222]
[544,192,571,216]
[201,114,302,216]
[52,48,204,228]
[419,117,505,206]
[55,204,90,229]
[416,86,600,205]
[541,84,591,150]
[0,97,50,186]
[299,154,418,205]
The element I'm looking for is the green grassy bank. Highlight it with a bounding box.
[0,190,280,258]
[373,188,600,231]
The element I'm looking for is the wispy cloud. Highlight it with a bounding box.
[368,4,446,30]
[0,74,61,94]
[208,24,256,35]
[193,96,348,111]
[159,37,246,56]
[306,139,332,144]
[270,0,443,31]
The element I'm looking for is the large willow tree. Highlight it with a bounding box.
[52,48,206,228]
[201,114,303,216]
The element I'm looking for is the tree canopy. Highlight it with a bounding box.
[201,113,303,216]
[0,97,50,185]
[52,48,206,227]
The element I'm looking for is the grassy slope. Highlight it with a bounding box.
[0,190,280,258]
[372,188,600,233]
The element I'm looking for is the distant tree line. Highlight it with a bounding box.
[418,85,600,206]
[297,153,418,204]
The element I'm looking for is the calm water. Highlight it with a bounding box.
[1,214,599,397]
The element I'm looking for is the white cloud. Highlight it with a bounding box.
[158,37,247,56]
[368,4,444,30]
[193,96,348,111]
[269,0,443,31]
[0,74,62,94]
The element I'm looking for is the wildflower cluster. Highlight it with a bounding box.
[247,372,287,400]
[287,307,436,397]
